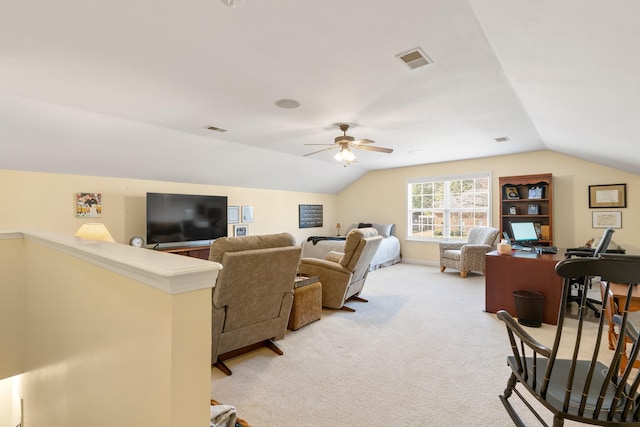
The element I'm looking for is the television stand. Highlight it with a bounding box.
[157,245,210,260]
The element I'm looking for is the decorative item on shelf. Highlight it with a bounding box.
[129,236,145,247]
[336,222,341,236]
[540,225,550,240]
[533,223,542,239]
[74,223,115,242]
[509,206,517,215]
[505,186,520,199]
[527,203,540,215]
[528,185,544,199]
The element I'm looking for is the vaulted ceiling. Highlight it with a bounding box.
[1,1,638,194]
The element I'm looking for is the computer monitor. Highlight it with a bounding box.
[509,221,538,244]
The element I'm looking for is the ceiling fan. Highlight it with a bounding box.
[303,124,393,166]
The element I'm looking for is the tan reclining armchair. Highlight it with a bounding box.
[298,227,383,311]
[439,226,499,278]
[209,232,301,375]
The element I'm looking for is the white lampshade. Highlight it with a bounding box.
[74,223,115,242]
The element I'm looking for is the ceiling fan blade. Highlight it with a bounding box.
[353,144,393,153]
[353,138,375,145]
[304,143,338,146]
[303,147,337,156]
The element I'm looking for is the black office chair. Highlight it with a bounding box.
[564,227,615,318]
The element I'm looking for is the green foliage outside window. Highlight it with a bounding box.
[408,174,490,241]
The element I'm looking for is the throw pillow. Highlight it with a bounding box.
[372,223,394,238]
[358,222,373,228]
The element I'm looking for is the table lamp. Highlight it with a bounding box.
[74,223,115,242]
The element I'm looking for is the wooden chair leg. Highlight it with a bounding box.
[339,305,356,312]
[213,359,232,376]
[349,295,368,303]
[440,266,446,272]
[264,339,284,356]
[460,271,468,278]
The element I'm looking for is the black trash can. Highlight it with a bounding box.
[513,291,544,327]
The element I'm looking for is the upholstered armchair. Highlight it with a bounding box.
[209,232,301,375]
[439,226,499,278]
[297,227,383,311]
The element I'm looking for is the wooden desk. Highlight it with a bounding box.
[485,250,565,325]
[604,282,640,349]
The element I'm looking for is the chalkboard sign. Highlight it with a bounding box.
[298,204,323,228]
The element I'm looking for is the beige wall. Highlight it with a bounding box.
[0,239,25,380]
[337,151,640,263]
[0,237,212,426]
[0,170,338,244]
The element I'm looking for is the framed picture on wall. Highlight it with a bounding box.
[241,206,254,223]
[589,183,626,208]
[76,192,102,217]
[228,206,239,224]
[234,224,248,237]
[592,211,622,229]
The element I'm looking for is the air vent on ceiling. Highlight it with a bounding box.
[494,136,510,142]
[207,126,228,133]
[396,48,432,70]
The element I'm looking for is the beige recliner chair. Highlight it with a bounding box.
[209,232,301,375]
[439,226,499,278]
[298,227,383,311]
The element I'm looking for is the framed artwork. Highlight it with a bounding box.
[527,203,540,215]
[508,206,517,215]
[528,186,544,199]
[234,224,248,237]
[242,206,254,223]
[589,183,626,208]
[533,223,542,239]
[505,186,520,199]
[76,192,102,217]
[592,211,622,229]
[228,206,239,224]
[298,204,323,228]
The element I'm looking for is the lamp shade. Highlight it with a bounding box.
[74,223,115,242]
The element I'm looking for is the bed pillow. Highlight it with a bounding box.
[372,223,394,238]
[358,222,373,228]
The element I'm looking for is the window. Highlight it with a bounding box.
[407,173,491,241]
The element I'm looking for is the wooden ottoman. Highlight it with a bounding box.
[288,276,322,330]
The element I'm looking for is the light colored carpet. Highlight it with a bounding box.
[210,263,602,426]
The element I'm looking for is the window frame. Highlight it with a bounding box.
[406,171,492,243]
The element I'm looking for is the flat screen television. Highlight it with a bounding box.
[509,221,538,245]
[146,192,227,247]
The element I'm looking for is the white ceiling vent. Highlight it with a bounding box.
[396,48,432,70]
[207,126,228,133]
[494,136,510,142]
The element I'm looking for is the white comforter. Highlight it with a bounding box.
[300,234,401,270]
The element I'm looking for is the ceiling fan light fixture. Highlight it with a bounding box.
[335,146,356,165]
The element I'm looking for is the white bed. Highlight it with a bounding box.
[300,223,401,270]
